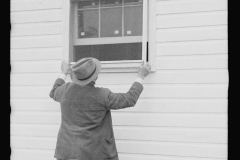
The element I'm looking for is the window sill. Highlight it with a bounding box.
[70,60,142,72]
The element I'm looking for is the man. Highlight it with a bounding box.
[50,57,151,160]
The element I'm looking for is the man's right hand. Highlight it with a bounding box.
[61,60,70,75]
[137,61,151,80]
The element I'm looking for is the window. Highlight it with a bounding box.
[63,0,156,72]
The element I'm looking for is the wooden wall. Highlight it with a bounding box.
[11,0,228,159]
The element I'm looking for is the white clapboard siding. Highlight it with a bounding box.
[11,60,61,73]
[11,35,62,49]
[157,40,227,56]
[157,25,227,43]
[157,54,228,70]
[11,149,227,160]
[157,11,227,28]
[11,0,62,12]
[11,149,55,160]
[11,55,227,73]
[11,137,227,158]
[10,47,62,61]
[11,98,227,113]
[113,112,227,128]
[117,141,227,159]
[11,22,62,37]
[11,69,228,86]
[10,9,62,24]
[10,84,228,99]
[11,124,227,143]
[156,0,227,15]
[118,153,227,160]
[10,0,228,159]
[11,111,227,128]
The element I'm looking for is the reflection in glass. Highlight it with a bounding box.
[78,10,99,38]
[124,0,143,5]
[78,0,99,9]
[124,6,143,36]
[100,0,122,7]
[100,8,122,37]
[73,43,142,61]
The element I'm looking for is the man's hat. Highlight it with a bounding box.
[70,57,101,86]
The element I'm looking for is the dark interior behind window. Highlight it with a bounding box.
[73,43,142,61]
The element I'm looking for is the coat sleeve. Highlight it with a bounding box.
[49,78,66,102]
[104,82,144,110]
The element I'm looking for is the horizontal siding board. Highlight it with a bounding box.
[11,124,227,143]
[156,0,227,15]
[119,153,227,160]
[119,99,228,113]
[10,55,227,73]
[11,35,62,49]
[83,69,229,84]
[10,9,62,24]
[11,61,61,73]
[11,22,62,37]
[11,73,60,86]
[10,84,228,99]
[157,40,228,56]
[11,99,228,113]
[157,25,227,43]
[11,137,227,158]
[111,113,227,128]
[10,69,229,86]
[114,127,227,144]
[11,149,55,160]
[117,141,227,159]
[11,124,59,137]
[157,55,228,70]
[11,149,227,160]
[11,136,56,150]
[11,99,60,111]
[10,48,62,61]
[140,85,228,98]
[11,111,227,128]
[157,11,227,29]
[11,0,62,11]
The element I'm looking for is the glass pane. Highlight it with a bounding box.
[124,6,143,36]
[124,0,143,5]
[100,0,122,7]
[78,10,99,38]
[100,8,122,37]
[78,0,99,9]
[73,43,142,61]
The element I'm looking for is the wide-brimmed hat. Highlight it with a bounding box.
[70,57,101,86]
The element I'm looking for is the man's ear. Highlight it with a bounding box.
[93,76,98,82]
[69,68,73,81]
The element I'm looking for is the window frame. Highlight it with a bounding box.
[62,0,156,72]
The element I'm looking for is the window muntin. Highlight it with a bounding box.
[71,0,147,63]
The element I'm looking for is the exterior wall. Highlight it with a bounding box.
[11,0,228,160]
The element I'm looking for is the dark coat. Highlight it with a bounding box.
[49,78,143,160]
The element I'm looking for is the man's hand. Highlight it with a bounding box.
[137,61,151,80]
[61,60,70,75]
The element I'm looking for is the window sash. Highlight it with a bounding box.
[72,0,148,62]
[73,36,142,45]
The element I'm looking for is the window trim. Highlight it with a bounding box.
[62,0,156,72]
